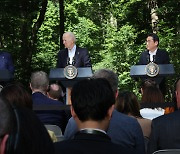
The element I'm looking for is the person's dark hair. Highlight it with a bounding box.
[141,86,164,104]
[147,33,159,46]
[175,78,180,91]
[92,69,118,94]
[172,77,180,110]
[1,82,32,109]
[115,91,142,118]
[0,95,13,142]
[6,105,54,154]
[0,94,54,154]
[141,79,158,93]
[48,83,63,100]
[71,78,115,122]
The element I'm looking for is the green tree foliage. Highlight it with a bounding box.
[1,0,179,101]
[0,0,47,86]
[34,1,60,72]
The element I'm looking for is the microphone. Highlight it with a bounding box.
[72,57,76,66]
[153,55,156,63]
[67,57,70,66]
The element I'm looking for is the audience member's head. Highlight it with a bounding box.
[30,71,49,94]
[47,83,63,101]
[115,91,142,118]
[1,82,32,109]
[140,79,158,94]
[175,78,180,109]
[92,69,118,96]
[70,78,115,131]
[141,86,164,104]
[0,95,13,154]
[0,95,54,154]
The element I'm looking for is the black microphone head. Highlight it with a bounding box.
[153,55,156,63]
[67,57,70,65]
[72,57,76,66]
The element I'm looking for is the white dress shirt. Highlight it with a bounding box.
[68,45,76,65]
[149,48,157,62]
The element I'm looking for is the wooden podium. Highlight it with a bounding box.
[49,67,93,104]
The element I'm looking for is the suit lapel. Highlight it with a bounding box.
[74,47,80,67]
[65,48,68,57]
[154,49,160,63]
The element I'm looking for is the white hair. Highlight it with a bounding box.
[63,32,76,43]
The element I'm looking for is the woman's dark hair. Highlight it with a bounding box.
[1,82,32,109]
[115,91,142,118]
[141,86,164,104]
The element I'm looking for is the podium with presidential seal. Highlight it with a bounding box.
[49,65,92,105]
[130,63,175,85]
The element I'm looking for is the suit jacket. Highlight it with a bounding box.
[138,49,170,65]
[56,46,92,68]
[147,110,180,154]
[54,130,136,154]
[64,110,145,154]
[0,51,15,74]
[32,92,68,133]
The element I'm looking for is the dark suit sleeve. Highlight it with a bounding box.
[82,48,92,67]
[138,53,144,65]
[138,50,150,65]
[56,51,61,68]
[162,51,170,64]
[147,120,158,154]
[57,50,66,68]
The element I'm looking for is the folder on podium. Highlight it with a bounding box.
[49,67,93,104]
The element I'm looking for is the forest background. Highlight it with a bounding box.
[0,0,179,102]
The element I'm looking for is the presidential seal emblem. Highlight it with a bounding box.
[145,62,159,77]
[64,65,78,79]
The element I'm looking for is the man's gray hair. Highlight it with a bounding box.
[64,32,76,43]
[30,71,49,92]
[92,69,118,94]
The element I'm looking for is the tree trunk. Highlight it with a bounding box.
[19,0,48,85]
[148,0,159,33]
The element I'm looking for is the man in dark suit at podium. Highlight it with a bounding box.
[138,33,170,65]
[138,33,170,96]
[56,32,92,68]
[54,78,135,154]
